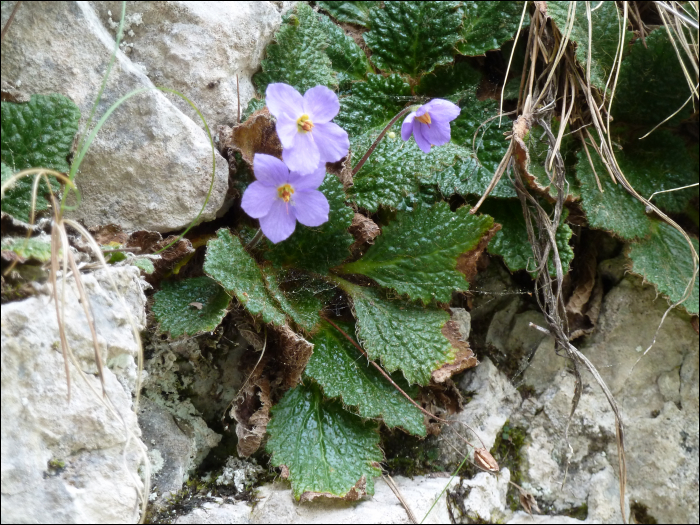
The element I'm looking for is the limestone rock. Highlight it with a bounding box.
[1,266,148,523]
[1,1,229,232]
[90,2,291,130]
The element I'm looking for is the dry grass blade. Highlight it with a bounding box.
[1,168,151,521]
[383,474,417,524]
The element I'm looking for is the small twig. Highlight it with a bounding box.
[352,106,416,177]
[322,316,449,424]
[383,474,417,524]
[1,1,22,43]
[245,228,265,249]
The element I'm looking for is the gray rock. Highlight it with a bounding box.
[508,275,698,523]
[1,1,229,232]
[249,475,458,524]
[175,501,253,524]
[90,2,289,131]
[1,266,148,523]
[451,468,511,523]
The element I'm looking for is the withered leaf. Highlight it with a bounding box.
[474,447,499,472]
[456,224,501,284]
[222,108,282,166]
[299,475,368,503]
[276,324,314,389]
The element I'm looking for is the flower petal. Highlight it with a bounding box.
[313,122,349,163]
[293,190,330,227]
[412,121,432,153]
[276,116,298,149]
[259,199,297,244]
[289,162,326,191]
[302,85,340,123]
[422,99,460,122]
[253,154,289,187]
[401,112,416,141]
[241,181,279,218]
[282,132,320,175]
[266,83,304,120]
[419,118,452,147]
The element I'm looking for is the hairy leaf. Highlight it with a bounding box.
[342,203,494,302]
[575,147,651,240]
[317,1,379,27]
[335,74,412,137]
[342,282,456,385]
[457,1,524,56]
[263,270,332,333]
[266,173,354,273]
[306,321,426,436]
[349,123,468,212]
[548,1,630,92]
[615,130,697,214]
[254,2,336,94]
[363,1,463,76]
[1,94,80,222]
[266,383,383,500]
[613,29,693,127]
[482,200,574,277]
[204,228,286,326]
[152,276,230,337]
[628,221,699,315]
[317,13,373,88]
[0,235,53,263]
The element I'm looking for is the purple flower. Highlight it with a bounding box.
[266,83,349,175]
[401,99,461,154]
[241,153,330,244]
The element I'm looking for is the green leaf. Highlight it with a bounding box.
[317,13,373,89]
[575,146,651,240]
[204,228,286,326]
[306,321,426,436]
[548,1,631,92]
[254,2,336,94]
[317,1,380,27]
[349,124,468,212]
[262,270,332,333]
[242,98,266,121]
[613,29,693,127]
[482,200,574,277]
[335,74,411,137]
[265,173,354,274]
[132,257,155,274]
[342,203,494,303]
[1,94,81,222]
[266,383,383,500]
[341,282,456,385]
[417,62,515,199]
[614,130,697,214]
[628,221,699,315]
[152,277,230,337]
[456,1,524,56]
[363,1,463,76]
[0,235,53,263]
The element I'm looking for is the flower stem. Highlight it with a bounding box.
[351,105,417,177]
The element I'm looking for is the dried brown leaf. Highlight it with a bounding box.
[456,224,501,283]
[88,224,128,246]
[232,360,272,457]
[474,448,499,472]
[276,325,314,389]
[221,108,282,166]
[299,475,368,503]
[518,487,541,516]
[348,213,381,257]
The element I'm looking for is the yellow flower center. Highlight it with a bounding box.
[277,184,295,203]
[297,114,314,133]
[416,111,432,125]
